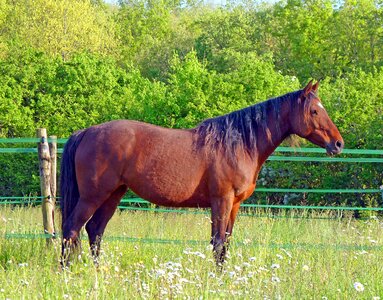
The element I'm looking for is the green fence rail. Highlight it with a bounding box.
[3,232,382,251]
[1,138,383,154]
[1,138,382,249]
[1,137,382,207]
[0,137,67,144]
[1,196,383,212]
[1,138,383,161]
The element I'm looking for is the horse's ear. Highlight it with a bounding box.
[312,81,319,93]
[303,80,313,97]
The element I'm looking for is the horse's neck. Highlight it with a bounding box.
[255,102,291,166]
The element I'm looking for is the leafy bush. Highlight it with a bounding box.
[0,0,382,208]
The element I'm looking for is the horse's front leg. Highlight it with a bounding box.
[210,195,234,268]
[224,202,241,249]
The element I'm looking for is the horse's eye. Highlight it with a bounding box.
[312,109,318,116]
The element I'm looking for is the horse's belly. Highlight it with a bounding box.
[128,174,211,208]
[140,192,211,208]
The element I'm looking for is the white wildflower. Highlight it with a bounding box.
[154,269,166,278]
[353,282,365,292]
[234,276,248,284]
[20,280,29,286]
[160,288,168,296]
[228,271,236,278]
[276,254,284,260]
[194,252,206,259]
[271,276,280,283]
[18,263,28,268]
[208,272,216,278]
[302,265,310,271]
[271,263,280,269]
[142,282,149,292]
[183,248,192,255]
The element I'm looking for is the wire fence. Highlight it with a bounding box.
[1,137,383,246]
[3,232,383,252]
[1,137,382,204]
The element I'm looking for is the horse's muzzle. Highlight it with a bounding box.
[326,140,344,155]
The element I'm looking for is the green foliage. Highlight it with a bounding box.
[2,0,117,60]
[0,0,381,206]
[0,49,166,137]
[320,70,383,149]
[0,154,40,196]
[115,0,198,79]
[164,51,216,128]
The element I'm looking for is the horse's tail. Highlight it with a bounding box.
[60,129,87,231]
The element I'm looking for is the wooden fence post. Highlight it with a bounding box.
[49,136,57,199]
[37,129,55,241]
[49,135,57,234]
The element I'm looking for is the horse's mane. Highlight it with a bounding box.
[194,90,302,161]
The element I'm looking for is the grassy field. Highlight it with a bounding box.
[0,206,382,299]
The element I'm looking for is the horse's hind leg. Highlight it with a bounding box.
[62,200,99,265]
[85,185,128,264]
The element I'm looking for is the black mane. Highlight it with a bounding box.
[194,90,302,161]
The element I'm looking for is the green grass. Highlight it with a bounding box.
[1,206,382,299]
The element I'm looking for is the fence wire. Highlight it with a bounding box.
[1,138,382,247]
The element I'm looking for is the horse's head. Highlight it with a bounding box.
[290,81,344,155]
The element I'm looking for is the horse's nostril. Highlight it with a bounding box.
[336,140,343,149]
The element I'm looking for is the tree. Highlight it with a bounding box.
[268,0,335,81]
[116,0,201,79]
[0,0,8,57]
[194,6,255,73]
[2,0,118,60]
[331,0,383,73]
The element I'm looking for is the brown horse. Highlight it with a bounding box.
[60,81,343,266]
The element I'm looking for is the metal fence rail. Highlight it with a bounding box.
[1,137,382,206]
